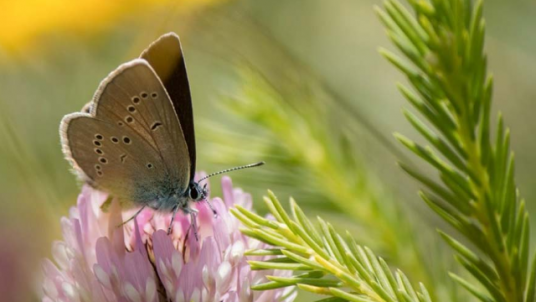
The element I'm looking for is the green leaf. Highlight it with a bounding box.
[248,260,313,271]
[330,288,374,302]
[438,231,498,281]
[245,249,284,256]
[449,273,494,302]
[312,297,348,302]
[234,193,430,301]
[267,275,343,287]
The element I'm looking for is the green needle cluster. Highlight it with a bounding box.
[377,0,535,301]
[232,191,432,302]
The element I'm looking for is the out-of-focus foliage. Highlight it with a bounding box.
[1,0,536,301]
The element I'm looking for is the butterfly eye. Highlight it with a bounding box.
[94,164,101,170]
[125,116,134,123]
[94,148,103,155]
[117,121,124,126]
[146,163,153,169]
[122,136,131,144]
[93,140,102,147]
[151,92,158,99]
[97,171,103,177]
[110,137,119,144]
[189,187,199,200]
[99,157,108,164]
[127,105,136,113]
[95,134,103,140]
[140,92,148,99]
[132,96,140,104]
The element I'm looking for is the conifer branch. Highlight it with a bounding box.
[377,0,535,301]
[232,191,433,302]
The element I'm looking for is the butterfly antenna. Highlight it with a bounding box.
[198,161,265,183]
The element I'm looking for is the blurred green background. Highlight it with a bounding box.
[1,0,536,301]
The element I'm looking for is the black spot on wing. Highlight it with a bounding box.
[151,121,163,131]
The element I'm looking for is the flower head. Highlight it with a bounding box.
[42,176,296,302]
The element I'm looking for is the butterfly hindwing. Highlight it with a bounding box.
[61,59,191,204]
[141,33,197,180]
[61,113,163,201]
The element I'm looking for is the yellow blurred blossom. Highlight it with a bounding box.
[0,0,225,53]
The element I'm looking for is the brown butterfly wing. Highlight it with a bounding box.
[141,33,196,180]
[60,59,190,204]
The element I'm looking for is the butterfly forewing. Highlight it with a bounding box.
[61,59,191,204]
[141,33,197,180]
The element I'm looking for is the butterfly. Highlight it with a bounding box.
[60,32,263,238]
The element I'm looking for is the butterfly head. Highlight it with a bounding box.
[188,182,208,202]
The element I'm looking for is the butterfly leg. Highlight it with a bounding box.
[117,206,146,227]
[179,206,199,241]
[167,205,200,241]
[205,200,218,218]
[167,205,181,235]
[189,210,199,241]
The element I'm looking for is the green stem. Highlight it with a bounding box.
[459,108,520,302]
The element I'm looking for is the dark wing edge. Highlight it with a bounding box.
[140,32,197,180]
[60,112,95,185]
